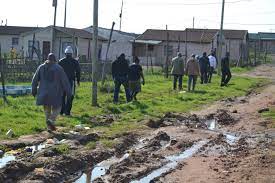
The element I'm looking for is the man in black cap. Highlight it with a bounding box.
[221,52,232,87]
[199,52,210,84]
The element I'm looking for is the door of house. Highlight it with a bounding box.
[42,41,51,61]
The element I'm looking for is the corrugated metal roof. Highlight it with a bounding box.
[131,40,162,45]
[249,33,259,40]
[137,28,248,43]
[259,32,275,40]
[0,26,39,35]
[21,26,107,41]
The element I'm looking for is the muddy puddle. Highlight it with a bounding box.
[204,119,218,131]
[0,153,16,168]
[75,153,130,182]
[131,140,208,183]
[0,143,46,169]
[204,119,239,145]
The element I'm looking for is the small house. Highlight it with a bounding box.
[21,26,107,61]
[0,26,38,57]
[85,26,138,62]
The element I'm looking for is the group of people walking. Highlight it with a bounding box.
[171,50,232,91]
[32,46,80,131]
[111,54,145,103]
[31,47,232,131]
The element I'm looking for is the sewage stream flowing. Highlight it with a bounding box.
[0,143,46,169]
[130,140,208,183]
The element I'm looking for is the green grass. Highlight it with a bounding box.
[0,72,268,140]
[231,66,254,74]
[52,144,70,154]
[262,107,275,128]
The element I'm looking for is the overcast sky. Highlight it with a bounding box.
[0,0,274,33]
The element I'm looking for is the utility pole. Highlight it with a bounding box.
[217,0,225,75]
[193,17,195,29]
[53,0,57,26]
[101,21,115,85]
[92,0,98,106]
[64,0,67,27]
[185,28,188,64]
[0,43,8,104]
[119,0,123,31]
[165,25,169,78]
[52,0,58,53]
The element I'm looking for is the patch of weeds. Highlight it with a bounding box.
[86,141,97,150]
[101,139,117,149]
[0,144,7,151]
[262,107,275,128]
[53,144,70,154]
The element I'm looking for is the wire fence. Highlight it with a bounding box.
[0,58,112,83]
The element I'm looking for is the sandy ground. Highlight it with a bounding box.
[155,60,275,183]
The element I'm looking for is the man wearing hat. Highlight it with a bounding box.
[32,53,72,131]
[58,46,81,116]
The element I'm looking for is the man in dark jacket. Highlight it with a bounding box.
[221,52,232,87]
[128,56,145,100]
[199,52,210,84]
[58,46,81,116]
[112,53,131,103]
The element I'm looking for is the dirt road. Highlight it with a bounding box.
[0,62,274,182]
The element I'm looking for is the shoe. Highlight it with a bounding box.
[46,120,56,131]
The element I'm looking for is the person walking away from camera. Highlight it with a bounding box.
[112,53,131,103]
[128,56,145,100]
[171,52,185,90]
[32,53,71,131]
[199,52,210,84]
[196,55,200,62]
[186,54,200,92]
[221,52,232,87]
[208,52,217,83]
[58,46,80,116]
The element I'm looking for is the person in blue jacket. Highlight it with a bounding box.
[32,53,71,131]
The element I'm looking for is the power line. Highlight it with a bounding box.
[198,18,275,26]
[138,0,252,6]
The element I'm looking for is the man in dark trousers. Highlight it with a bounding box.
[112,53,131,103]
[221,52,232,87]
[58,46,80,116]
[128,56,145,100]
[199,52,210,84]
[171,52,185,90]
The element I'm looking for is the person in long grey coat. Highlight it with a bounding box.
[32,53,72,131]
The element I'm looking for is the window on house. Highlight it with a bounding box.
[164,45,173,56]
[12,37,19,45]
